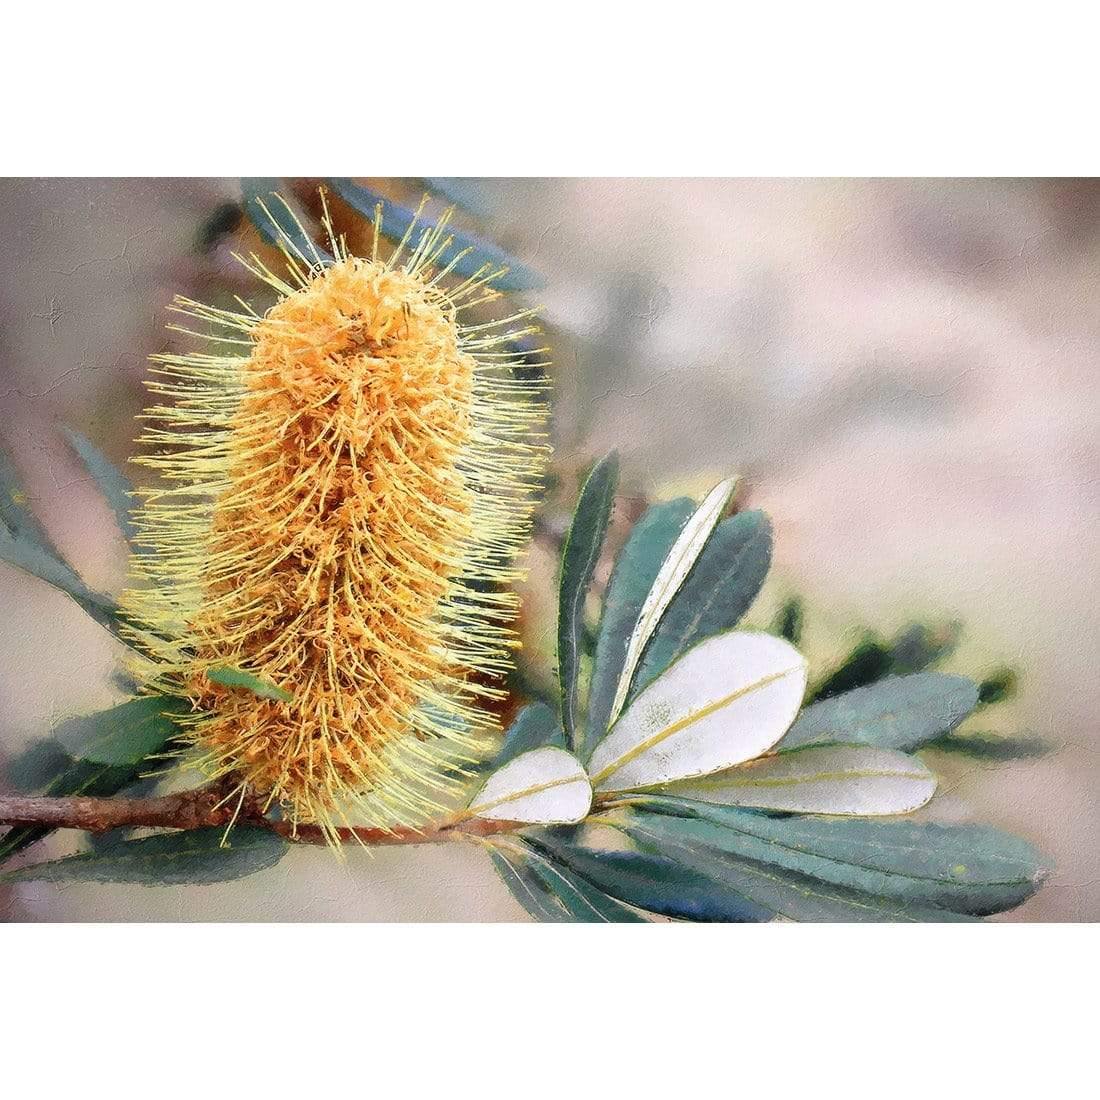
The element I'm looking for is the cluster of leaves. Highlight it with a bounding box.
[0,181,1050,914]
[468,456,1050,922]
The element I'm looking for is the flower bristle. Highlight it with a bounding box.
[121,193,549,846]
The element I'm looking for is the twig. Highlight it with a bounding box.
[0,786,520,846]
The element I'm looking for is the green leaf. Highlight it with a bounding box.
[205,665,292,703]
[495,702,566,767]
[489,841,645,922]
[666,744,936,816]
[328,178,541,292]
[61,427,138,546]
[557,453,619,748]
[631,510,772,697]
[630,798,1049,915]
[622,811,975,922]
[530,834,772,922]
[240,179,332,266]
[55,695,190,767]
[772,596,804,645]
[1,747,147,864]
[977,667,1018,706]
[584,497,695,759]
[807,636,893,702]
[0,827,288,886]
[608,478,737,729]
[1,445,122,632]
[888,621,962,675]
[927,730,1051,760]
[779,672,979,753]
[587,631,807,794]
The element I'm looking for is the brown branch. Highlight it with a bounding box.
[0,786,521,847]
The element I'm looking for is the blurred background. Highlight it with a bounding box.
[1,178,1096,921]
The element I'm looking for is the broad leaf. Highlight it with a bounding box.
[490,840,645,922]
[779,672,979,753]
[622,812,975,922]
[494,702,566,768]
[328,178,540,291]
[0,827,288,886]
[587,631,807,793]
[205,665,292,703]
[631,509,772,697]
[467,747,592,824]
[631,798,1049,915]
[607,477,737,728]
[584,497,695,759]
[62,427,138,546]
[530,835,771,922]
[666,744,936,815]
[557,453,619,748]
[56,695,190,767]
[240,179,332,266]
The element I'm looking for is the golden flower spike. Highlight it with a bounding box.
[121,191,550,848]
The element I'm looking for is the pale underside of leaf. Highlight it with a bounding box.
[467,746,592,823]
[589,631,808,793]
[606,477,737,728]
[665,743,937,815]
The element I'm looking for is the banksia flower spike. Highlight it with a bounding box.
[121,193,549,846]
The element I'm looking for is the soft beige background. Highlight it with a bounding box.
[1,178,1096,921]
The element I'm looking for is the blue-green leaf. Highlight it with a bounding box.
[0,827,288,886]
[557,453,619,748]
[55,695,190,767]
[530,834,772,922]
[779,672,979,752]
[490,840,645,922]
[631,510,772,697]
[630,798,1049,915]
[205,665,292,703]
[240,179,332,266]
[61,427,138,546]
[622,811,975,922]
[327,178,541,292]
[583,497,695,760]
[495,702,566,768]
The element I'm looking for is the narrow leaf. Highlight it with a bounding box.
[240,179,332,266]
[631,509,771,697]
[588,631,807,793]
[607,477,737,728]
[531,835,771,922]
[779,672,979,753]
[328,178,541,291]
[495,702,566,768]
[632,798,1049,915]
[490,840,645,922]
[205,665,292,703]
[61,427,138,546]
[623,812,975,922]
[557,453,619,748]
[0,827,288,886]
[927,730,1051,760]
[666,744,936,815]
[55,695,190,767]
[584,497,695,759]
[467,747,592,824]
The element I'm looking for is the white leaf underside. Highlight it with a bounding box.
[606,477,737,728]
[468,746,592,823]
[666,743,937,815]
[589,631,808,793]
